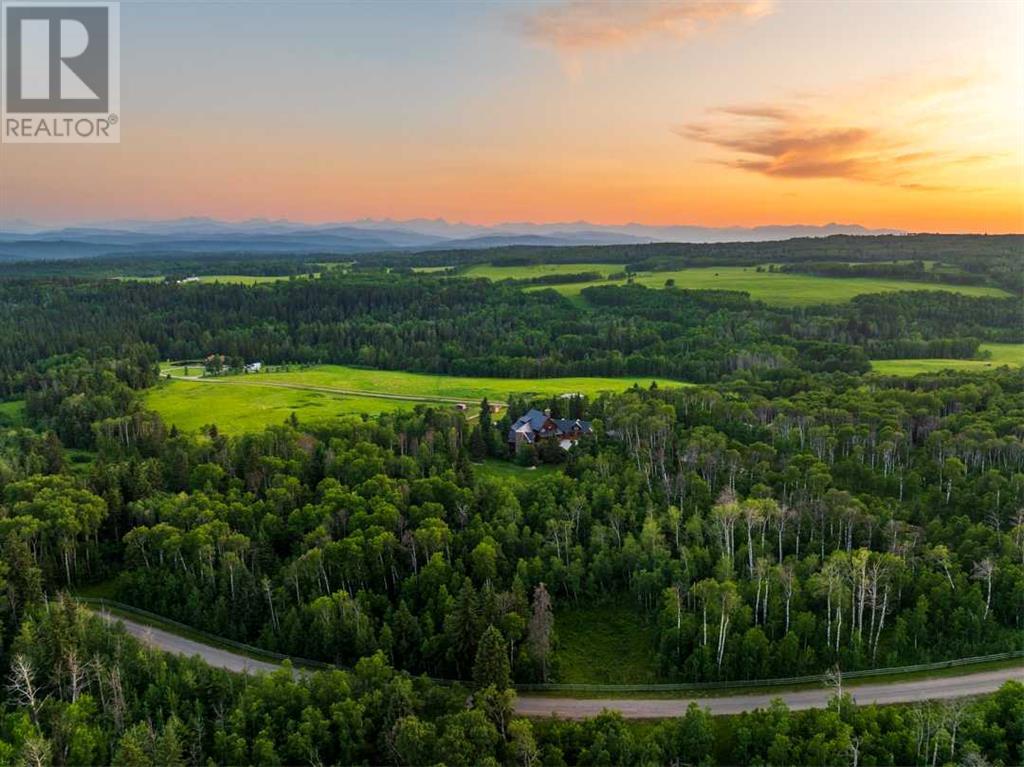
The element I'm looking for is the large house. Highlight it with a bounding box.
[507,408,593,453]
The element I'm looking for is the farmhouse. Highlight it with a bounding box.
[245,361,263,373]
[507,408,592,452]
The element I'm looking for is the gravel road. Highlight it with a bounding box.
[514,667,1024,719]
[100,611,1022,719]
[99,610,282,675]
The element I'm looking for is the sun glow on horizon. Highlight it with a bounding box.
[1,1,1021,232]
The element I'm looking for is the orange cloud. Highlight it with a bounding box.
[516,0,773,50]
[679,84,997,190]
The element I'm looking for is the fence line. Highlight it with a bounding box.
[79,597,1023,694]
[80,597,334,669]
[516,650,1024,693]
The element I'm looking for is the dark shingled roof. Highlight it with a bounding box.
[508,409,592,444]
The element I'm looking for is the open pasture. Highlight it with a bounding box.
[253,365,680,401]
[871,343,1023,376]
[146,365,685,433]
[459,262,1009,306]
[145,380,407,433]
[0,399,25,426]
[537,266,1009,306]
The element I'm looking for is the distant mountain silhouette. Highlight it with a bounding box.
[0,217,905,261]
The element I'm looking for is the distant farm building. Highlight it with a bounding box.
[245,361,263,373]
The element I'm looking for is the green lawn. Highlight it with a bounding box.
[252,365,681,401]
[541,267,1009,307]
[0,399,26,426]
[456,262,1009,306]
[553,602,661,685]
[474,459,560,484]
[65,449,97,476]
[145,379,416,433]
[871,342,1023,376]
[146,366,682,433]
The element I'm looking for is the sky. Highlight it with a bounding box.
[2,0,1022,232]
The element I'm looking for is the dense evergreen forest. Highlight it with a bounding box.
[2,234,1021,295]
[0,269,1020,404]
[1,242,1022,765]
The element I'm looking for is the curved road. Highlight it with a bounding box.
[99,610,282,675]
[515,669,1023,719]
[101,611,1022,719]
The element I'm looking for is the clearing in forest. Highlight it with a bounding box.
[147,364,684,433]
[870,343,1023,375]
[460,263,1010,306]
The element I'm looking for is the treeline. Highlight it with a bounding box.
[4,273,1019,403]
[503,271,607,286]
[3,347,1023,686]
[4,234,1022,294]
[779,259,990,287]
[0,252,331,279]
[0,274,869,399]
[2,600,1020,766]
[356,234,1023,294]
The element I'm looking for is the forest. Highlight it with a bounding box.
[0,242,1022,765]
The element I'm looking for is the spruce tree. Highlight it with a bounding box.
[473,625,511,689]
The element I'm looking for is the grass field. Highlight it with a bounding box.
[0,399,26,426]
[459,262,1010,306]
[548,267,1009,306]
[553,602,660,685]
[252,365,680,401]
[147,365,684,433]
[145,380,412,432]
[871,342,1023,376]
[474,459,560,484]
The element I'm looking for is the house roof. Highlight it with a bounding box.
[512,409,550,431]
[555,418,591,433]
[508,409,592,443]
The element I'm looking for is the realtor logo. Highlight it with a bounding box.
[2,1,119,142]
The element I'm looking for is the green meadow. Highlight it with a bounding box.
[624,267,1008,305]
[871,343,1023,376]
[460,263,1009,306]
[553,601,660,684]
[0,399,26,427]
[474,459,560,484]
[253,365,680,401]
[147,365,685,433]
[145,380,407,433]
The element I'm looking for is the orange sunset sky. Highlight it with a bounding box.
[2,0,1022,232]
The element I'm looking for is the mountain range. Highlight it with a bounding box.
[0,218,905,261]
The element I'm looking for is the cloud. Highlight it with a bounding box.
[678,82,995,190]
[516,0,773,50]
